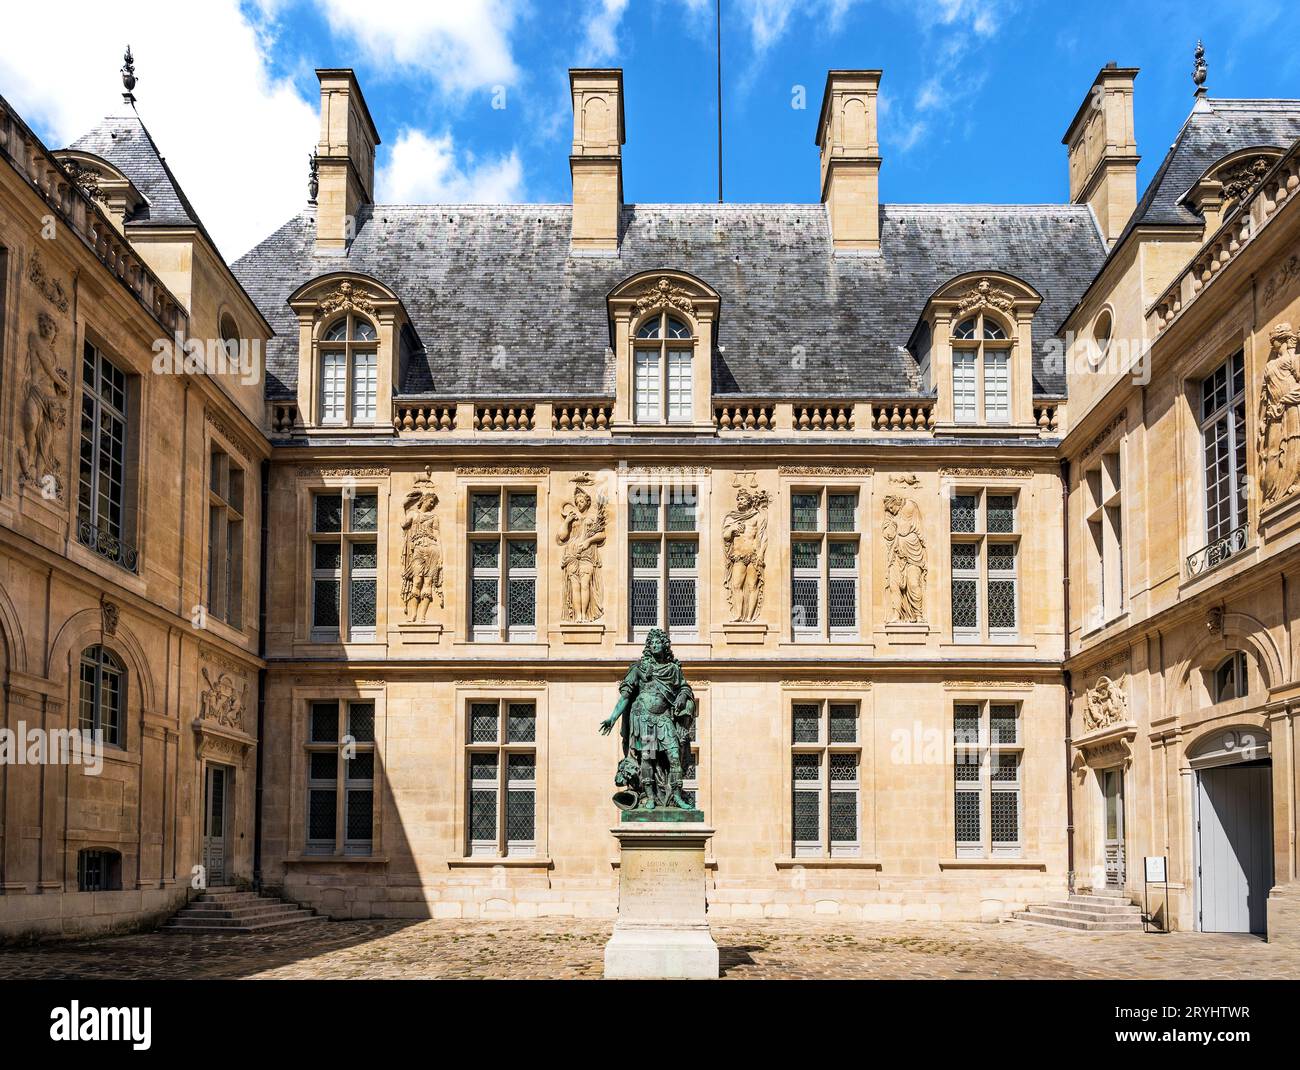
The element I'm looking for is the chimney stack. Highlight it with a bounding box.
[569,68,625,253]
[816,70,883,253]
[1063,64,1139,244]
[314,68,380,253]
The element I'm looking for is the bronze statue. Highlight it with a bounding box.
[600,628,696,811]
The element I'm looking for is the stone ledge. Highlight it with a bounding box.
[773,857,883,869]
[446,857,554,868]
[282,855,390,865]
[938,858,1047,870]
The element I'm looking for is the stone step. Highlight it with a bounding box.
[195,890,262,904]
[179,903,304,921]
[1029,904,1142,924]
[166,908,316,928]
[1012,907,1144,932]
[161,911,325,935]
[186,897,292,911]
[1066,895,1142,913]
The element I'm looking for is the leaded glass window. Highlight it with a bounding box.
[305,698,376,855]
[206,447,245,628]
[470,488,537,641]
[791,699,861,857]
[629,484,698,638]
[949,489,1019,639]
[790,488,860,640]
[1199,351,1246,544]
[466,698,537,857]
[953,700,1022,858]
[311,490,379,640]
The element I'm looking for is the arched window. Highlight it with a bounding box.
[79,645,124,747]
[633,314,693,423]
[952,312,1011,424]
[320,313,378,425]
[1212,651,1250,703]
[77,848,122,891]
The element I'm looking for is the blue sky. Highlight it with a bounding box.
[3,1,1299,257]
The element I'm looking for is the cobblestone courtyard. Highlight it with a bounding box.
[0,919,1297,980]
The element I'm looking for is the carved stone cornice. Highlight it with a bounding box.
[939,466,1032,479]
[192,719,257,766]
[777,465,873,477]
[943,679,1034,691]
[317,280,376,319]
[297,465,391,478]
[631,277,696,319]
[454,679,546,688]
[1079,409,1126,460]
[1072,722,1137,771]
[781,679,872,690]
[205,410,255,463]
[953,278,1016,317]
[455,465,550,477]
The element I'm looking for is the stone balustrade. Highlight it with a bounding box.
[869,401,935,432]
[393,403,456,432]
[714,403,775,431]
[474,404,535,431]
[269,401,300,434]
[553,404,611,431]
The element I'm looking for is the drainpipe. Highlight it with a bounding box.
[1061,457,1076,895]
[252,457,270,891]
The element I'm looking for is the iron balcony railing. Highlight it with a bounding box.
[1186,523,1248,578]
[76,517,139,574]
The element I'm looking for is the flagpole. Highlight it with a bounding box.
[716,0,723,203]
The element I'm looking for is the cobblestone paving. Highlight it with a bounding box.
[0,919,1296,980]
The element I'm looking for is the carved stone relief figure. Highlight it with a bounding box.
[882,495,927,623]
[1257,322,1300,506]
[558,472,606,623]
[1082,675,1128,733]
[200,667,247,730]
[401,467,444,622]
[721,472,769,622]
[18,312,70,496]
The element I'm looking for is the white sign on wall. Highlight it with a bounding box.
[1144,855,1167,883]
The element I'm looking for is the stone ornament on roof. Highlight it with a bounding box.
[318,280,376,318]
[1219,155,1274,204]
[954,278,1016,317]
[632,276,696,319]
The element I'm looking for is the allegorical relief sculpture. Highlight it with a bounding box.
[599,628,697,812]
[722,472,769,622]
[18,312,70,496]
[557,472,606,623]
[1082,676,1128,733]
[1257,322,1300,507]
[882,495,928,623]
[200,667,247,730]
[401,467,444,622]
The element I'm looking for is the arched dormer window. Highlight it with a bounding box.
[320,313,378,425]
[951,312,1012,424]
[79,645,124,747]
[634,313,694,423]
[606,271,720,434]
[1212,651,1250,704]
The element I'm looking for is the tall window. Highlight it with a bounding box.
[629,485,698,637]
[950,490,1018,639]
[952,314,1012,424]
[790,488,859,640]
[1200,351,1246,544]
[1212,651,1250,703]
[319,314,378,425]
[467,699,536,857]
[469,490,537,642]
[311,491,378,640]
[306,699,375,855]
[1085,451,1123,629]
[207,447,245,628]
[633,313,693,424]
[78,341,135,570]
[954,701,1022,858]
[79,645,123,747]
[792,700,860,857]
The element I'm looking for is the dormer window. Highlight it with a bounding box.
[320,313,378,425]
[633,313,694,424]
[952,313,1011,424]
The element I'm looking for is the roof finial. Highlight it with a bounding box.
[1192,39,1207,97]
[121,44,138,107]
[308,154,319,206]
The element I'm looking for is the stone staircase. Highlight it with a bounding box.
[1012,889,1145,932]
[161,886,325,934]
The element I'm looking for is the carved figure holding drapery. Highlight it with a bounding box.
[1258,322,1300,506]
[557,473,606,622]
[401,467,444,621]
[18,312,69,494]
[882,495,928,623]
[722,473,769,622]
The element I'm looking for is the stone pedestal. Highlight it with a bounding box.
[605,819,719,980]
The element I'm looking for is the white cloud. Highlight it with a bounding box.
[580,0,631,64]
[316,0,523,93]
[0,1,318,259]
[377,128,524,203]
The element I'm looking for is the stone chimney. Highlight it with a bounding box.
[314,68,380,253]
[569,68,624,253]
[816,70,882,252]
[1063,64,1139,244]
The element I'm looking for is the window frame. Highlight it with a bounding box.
[78,644,124,749]
[465,698,538,858]
[789,487,861,642]
[309,489,380,642]
[206,444,246,629]
[77,338,137,572]
[318,312,379,427]
[304,698,377,856]
[949,488,1020,641]
[628,483,700,640]
[950,311,1013,426]
[468,487,538,643]
[1198,350,1247,546]
[953,700,1023,859]
[632,312,695,425]
[791,698,862,858]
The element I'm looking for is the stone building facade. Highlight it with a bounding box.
[1,55,1299,940]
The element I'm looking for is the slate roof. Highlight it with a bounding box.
[1115,98,1300,243]
[67,115,208,233]
[233,202,1106,401]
